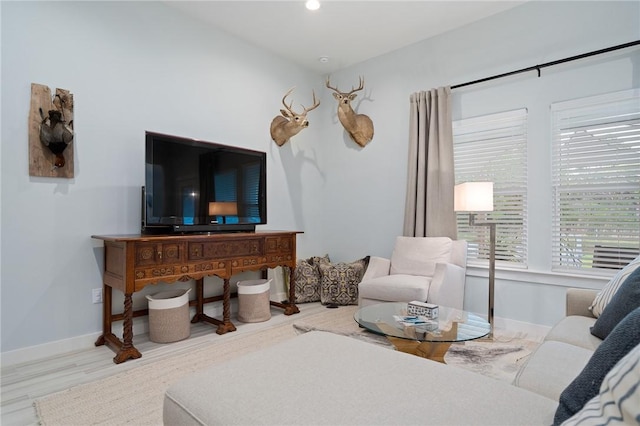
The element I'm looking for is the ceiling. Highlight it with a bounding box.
[165,1,527,74]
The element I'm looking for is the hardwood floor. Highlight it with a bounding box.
[1,303,325,426]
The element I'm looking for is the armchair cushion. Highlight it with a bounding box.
[358,275,432,304]
[390,237,452,276]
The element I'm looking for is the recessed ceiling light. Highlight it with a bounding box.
[305,0,320,11]
[318,56,330,63]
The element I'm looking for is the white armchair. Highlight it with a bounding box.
[358,236,468,310]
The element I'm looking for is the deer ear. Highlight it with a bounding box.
[280,109,292,118]
[332,93,341,100]
[348,93,358,100]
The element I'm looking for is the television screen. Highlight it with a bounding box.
[143,131,266,234]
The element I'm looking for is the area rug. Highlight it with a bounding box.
[34,304,539,425]
[292,305,538,383]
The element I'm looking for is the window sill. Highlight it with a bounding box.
[465,265,609,290]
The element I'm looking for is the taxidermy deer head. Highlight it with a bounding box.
[270,88,320,146]
[325,76,374,147]
[39,108,74,168]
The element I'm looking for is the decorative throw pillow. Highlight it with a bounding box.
[590,266,640,339]
[553,307,640,425]
[319,256,370,306]
[590,255,640,318]
[390,237,452,276]
[560,342,640,426]
[293,254,330,303]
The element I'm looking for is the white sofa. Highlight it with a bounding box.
[358,237,468,310]
[514,288,601,400]
[164,331,557,425]
[162,288,630,425]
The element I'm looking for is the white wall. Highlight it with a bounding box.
[0,1,325,355]
[1,1,638,358]
[321,1,639,327]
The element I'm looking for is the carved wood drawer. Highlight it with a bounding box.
[134,242,184,266]
[265,236,293,254]
[188,239,264,260]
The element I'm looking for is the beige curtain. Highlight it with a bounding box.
[403,87,457,239]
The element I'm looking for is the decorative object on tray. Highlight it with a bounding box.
[407,301,439,318]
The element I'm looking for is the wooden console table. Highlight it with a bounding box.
[91,231,301,364]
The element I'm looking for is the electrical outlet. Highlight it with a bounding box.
[92,288,103,304]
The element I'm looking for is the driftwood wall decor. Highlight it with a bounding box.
[29,83,74,178]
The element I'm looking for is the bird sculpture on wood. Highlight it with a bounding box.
[39,108,73,168]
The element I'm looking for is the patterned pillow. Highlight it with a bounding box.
[590,255,640,318]
[590,266,640,339]
[293,255,330,303]
[554,307,640,425]
[319,256,370,306]
[560,342,640,426]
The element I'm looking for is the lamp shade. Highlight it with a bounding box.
[208,201,238,216]
[454,182,494,212]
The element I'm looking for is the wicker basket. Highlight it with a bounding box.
[146,288,191,343]
[237,279,272,323]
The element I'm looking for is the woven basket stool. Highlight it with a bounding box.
[146,288,191,343]
[237,279,272,323]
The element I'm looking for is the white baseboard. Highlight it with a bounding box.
[1,303,227,367]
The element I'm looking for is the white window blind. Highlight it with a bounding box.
[453,109,528,268]
[551,89,640,273]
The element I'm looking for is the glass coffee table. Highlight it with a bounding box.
[354,302,490,363]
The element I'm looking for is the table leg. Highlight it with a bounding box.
[191,278,205,323]
[216,278,236,334]
[284,266,300,315]
[113,293,142,364]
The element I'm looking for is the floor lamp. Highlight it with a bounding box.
[454,182,495,339]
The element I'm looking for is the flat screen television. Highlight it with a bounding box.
[142,131,267,234]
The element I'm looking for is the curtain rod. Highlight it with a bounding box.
[451,40,640,90]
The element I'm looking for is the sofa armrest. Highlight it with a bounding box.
[427,263,466,310]
[566,288,598,318]
[361,256,391,281]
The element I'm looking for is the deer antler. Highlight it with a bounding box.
[281,88,296,114]
[302,90,320,113]
[325,76,365,95]
[325,77,340,93]
[349,76,365,95]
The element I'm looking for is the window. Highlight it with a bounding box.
[551,89,640,273]
[242,162,262,223]
[453,109,528,268]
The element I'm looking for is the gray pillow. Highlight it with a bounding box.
[590,265,640,340]
[553,306,640,425]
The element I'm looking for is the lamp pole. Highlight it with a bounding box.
[469,214,495,339]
